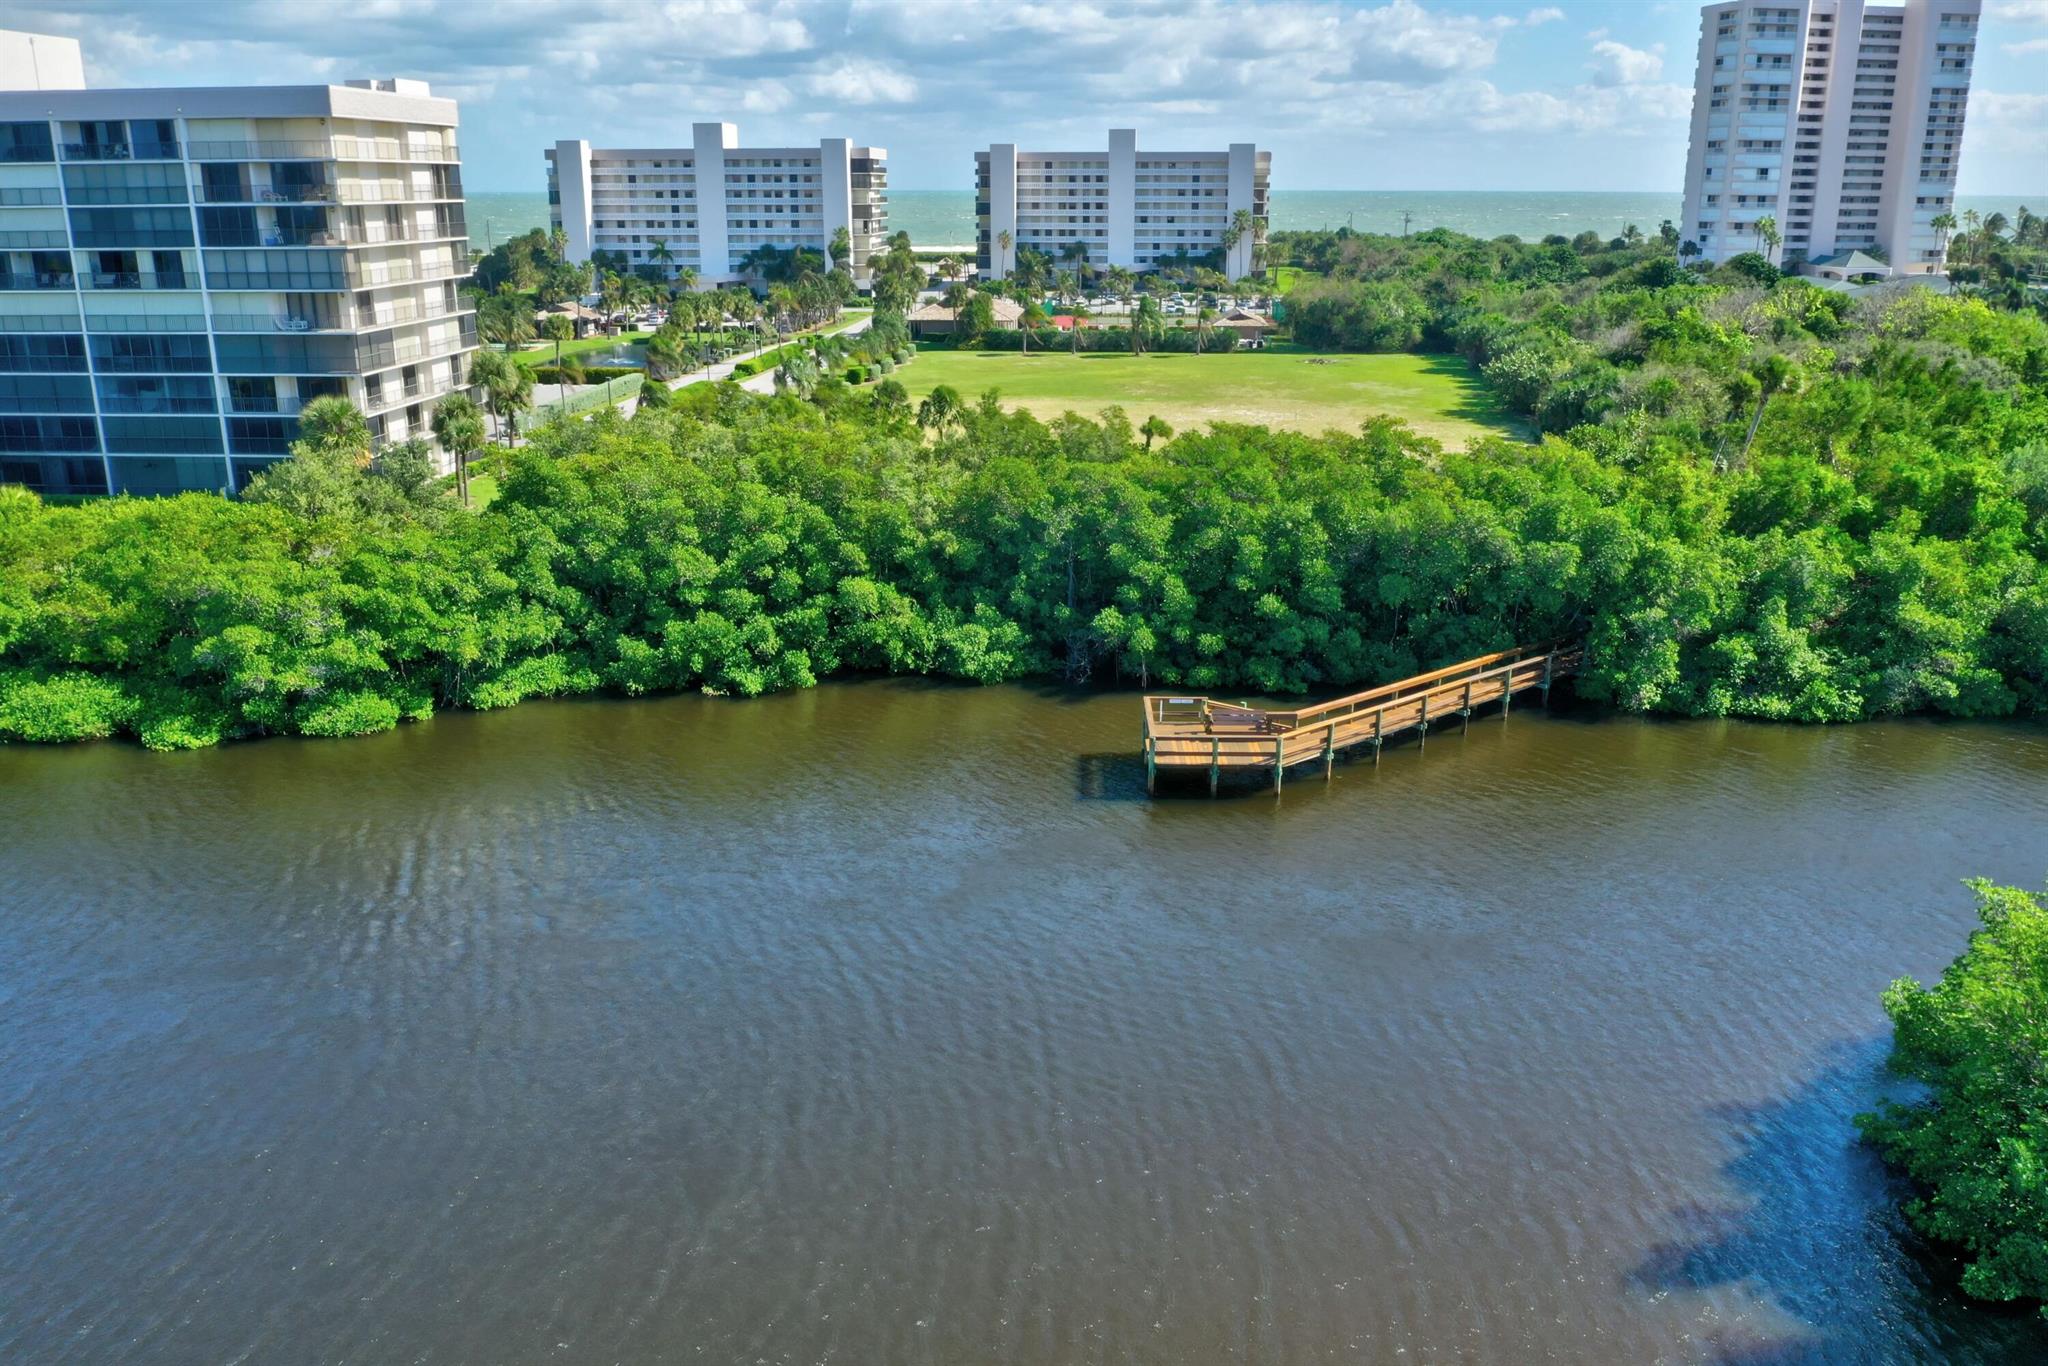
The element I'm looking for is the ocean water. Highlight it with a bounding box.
[466,188,2044,254]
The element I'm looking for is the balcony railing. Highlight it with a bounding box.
[89,271,144,290]
[357,328,478,372]
[208,312,348,333]
[185,138,459,163]
[84,313,208,332]
[336,183,462,205]
[62,140,181,161]
[229,394,305,415]
[0,312,81,331]
[0,271,75,290]
[0,230,68,249]
[346,259,471,289]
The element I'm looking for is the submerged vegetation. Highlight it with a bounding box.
[2,229,2045,748]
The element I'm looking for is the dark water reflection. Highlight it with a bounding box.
[2,684,2045,1364]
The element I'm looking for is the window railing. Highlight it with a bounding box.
[88,271,143,290]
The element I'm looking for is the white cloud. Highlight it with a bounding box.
[1523,6,1564,23]
[1586,39,1663,87]
[1971,91,2048,154]
[2003,37,2048,52]
[1989,0,2048,20]
[802,56,916,105]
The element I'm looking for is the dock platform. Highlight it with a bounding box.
[1141,641,1584,795]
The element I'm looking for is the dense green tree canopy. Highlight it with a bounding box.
[1859,881,2048,1311]
[3,231,2046,748]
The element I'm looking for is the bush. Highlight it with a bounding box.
[845,365,868,385]
[0,668,135,742]
[535,364,637,385]
[1859,881,2048,1309]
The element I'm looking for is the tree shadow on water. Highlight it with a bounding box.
[1628,1037,2048,1364]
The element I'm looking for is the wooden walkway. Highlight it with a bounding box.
[1141,641,1584,795]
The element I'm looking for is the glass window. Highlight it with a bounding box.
[0,121,55,163]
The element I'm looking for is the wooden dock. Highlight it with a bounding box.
[1141,641,1584,795]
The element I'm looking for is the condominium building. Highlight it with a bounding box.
[1679,0,1979,271]
[0,31,476,497]
[547,125,888,284]
[974,130,1270,279]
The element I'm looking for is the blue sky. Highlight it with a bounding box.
[7,0,2045,193]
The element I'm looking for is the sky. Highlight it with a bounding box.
[5,0,2044,194]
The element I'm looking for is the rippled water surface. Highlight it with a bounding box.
[4,685,2046,1364]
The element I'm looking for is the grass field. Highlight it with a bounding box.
[897,346,1524,446]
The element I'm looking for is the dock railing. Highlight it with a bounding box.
[1141,640,1583,795]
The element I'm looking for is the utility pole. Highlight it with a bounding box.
[1400,210,1413,239]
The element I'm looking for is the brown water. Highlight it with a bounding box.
[3,684,2046,1364]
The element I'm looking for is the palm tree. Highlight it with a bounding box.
[1984,211,2010,241]
[768,284,799,341]
[1020,299,1047,355]
[467,349,533,448]
[1755,214,1781,267]
[1961,208,1983,264]
[1105,268,1136,351]
[1680,238,1702,268]
[1065,299,1088,355]
[829,225,852,274]
[1227,208,1259,275]
[540,313,574,369]
[430,392,487,506]
[1060,239,1090,285]
[1738,353,1802,466]
[1930,211,1958,267]
[1139,415,1172,452]
[995,228,1012,278]
[916,383,960,437]
[650,239,674,279]
[1623,222,1644,247]
[942,280,971,332]
[1193,304,1215,355]
[598,271,627,331]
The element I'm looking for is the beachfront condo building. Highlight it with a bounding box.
[1679,0,1979,272]
[973,130,1270,280]
[546,126,889,285]
[0,30,477,497]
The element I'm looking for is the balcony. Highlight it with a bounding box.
[60,140,182,162]
[88,271,143,290]
[229,393,305,415]
[336,183,460,205]
[0,271,73,291]
[84,313,208,332]
[209,312,349,334]
[185,138,460,163]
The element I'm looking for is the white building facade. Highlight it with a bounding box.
[0,32,476,496]
[1680,0,1979,271]
[974,130,1270,279]
[547,125,888,285]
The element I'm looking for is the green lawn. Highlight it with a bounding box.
[1269,266,1320,295]
[897,346,1524,447]
[505,331,653,368]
